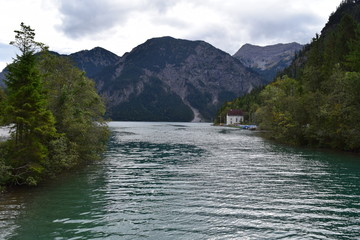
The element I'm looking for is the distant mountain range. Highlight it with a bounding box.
[0,37,301,122]
[233,42,303,83]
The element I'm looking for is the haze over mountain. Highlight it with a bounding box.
[233,42,303,83]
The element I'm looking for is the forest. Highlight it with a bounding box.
[0,23,109,188]
[215,0,360,152]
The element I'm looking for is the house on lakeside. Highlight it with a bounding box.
[226,109,244,125]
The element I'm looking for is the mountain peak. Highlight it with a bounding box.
[124,36,207,72]
[69,47,121,78]
[233,42,303,83]
[70,46,120,59]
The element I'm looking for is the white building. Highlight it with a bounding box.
[226,109,244,125]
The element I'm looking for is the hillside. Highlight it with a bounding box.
[216,0,360,152]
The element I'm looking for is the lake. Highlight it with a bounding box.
[0,122,359,239]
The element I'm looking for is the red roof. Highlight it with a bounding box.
[227,109,244,116]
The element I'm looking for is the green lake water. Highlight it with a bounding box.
[0,122,359,239]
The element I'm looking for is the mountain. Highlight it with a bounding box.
[71,37,263,122]
[233,42,303,83]
[1,37,263,122]
[69,47,121,79]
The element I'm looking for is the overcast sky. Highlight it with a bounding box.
[1,0,341,71]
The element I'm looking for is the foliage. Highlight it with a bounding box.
[0,23,109,187]
[259,11,360,151]
[38,52,109,174]
[215,1,360,152]
[255,76,305,144]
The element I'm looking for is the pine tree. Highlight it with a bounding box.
[4,23,57,185]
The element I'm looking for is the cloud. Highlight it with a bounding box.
[243,12,323,44]
[57,0,133,39]
[1,0,341,61]
[56,0,182,39]
[192,0,329,51]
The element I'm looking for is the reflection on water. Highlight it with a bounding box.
[0,122,359,240]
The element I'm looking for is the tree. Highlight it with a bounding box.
[255,76,305,144]
[4,23,57,185]
[0,24,109,188]
[38,52,109,173]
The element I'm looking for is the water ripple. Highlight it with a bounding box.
[0,122,359,239]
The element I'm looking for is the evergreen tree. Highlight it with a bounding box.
[4,23,57,185]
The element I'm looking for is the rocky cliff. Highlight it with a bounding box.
[233,42,303,83]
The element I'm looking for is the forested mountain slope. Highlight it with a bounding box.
[216,0,360,152]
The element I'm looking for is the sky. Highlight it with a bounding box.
[0,0,341,71]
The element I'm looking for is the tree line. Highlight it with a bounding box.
[0,23,109,187]
[215,1,360,152]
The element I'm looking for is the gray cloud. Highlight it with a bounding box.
[242,12,323,44]
[55,0,337,54]
[182,5,323,54]
[185,24,234,50]
[57,0,182,39]
[57,0,132,38]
